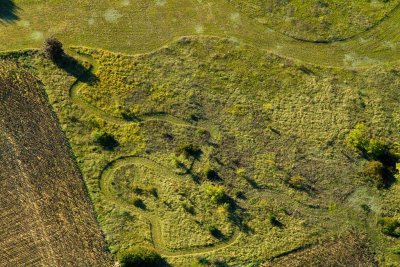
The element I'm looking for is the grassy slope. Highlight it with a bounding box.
[229,0,400,42]
[6,36,400,266]
[0,61,111,266]
[3,0,400,67]
[2,1,400,266]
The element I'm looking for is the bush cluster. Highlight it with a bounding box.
[204,168,220,181]
[364,161,385,188]
[176,144,202,159]
[379,217,400,237]
[204,184,228,205]
[347,124,399,188]
[346,124,387,159]
[92,130,118,150]
[288,175,307,190]
[117,247,167,267]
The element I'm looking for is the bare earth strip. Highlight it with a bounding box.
[0,63,112,266]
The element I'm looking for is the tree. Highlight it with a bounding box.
[43,36,64,61]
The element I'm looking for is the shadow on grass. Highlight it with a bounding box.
[0,0,19,23]
[55,54,99,85]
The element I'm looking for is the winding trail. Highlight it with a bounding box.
[67,49,241,257]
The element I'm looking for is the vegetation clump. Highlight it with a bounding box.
[364,161,385,188]
[208,225,224,239]
[132,198,146,210]
[204,184,228,205]
[43,37,65,62]
[117,247,168,267]
[288,175,308,190]
[269,213,283,228]
[92,130,119,150]
[205,168,220,181]
[347,124,399,188]
[177,144,202,159]
[379,217,400,237]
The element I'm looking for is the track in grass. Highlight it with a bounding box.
[3,0,400,67]
[69,49,241,258]
[99,156,242,257]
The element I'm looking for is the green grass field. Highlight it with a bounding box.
[3,0,400,67]
[1,0,400,266]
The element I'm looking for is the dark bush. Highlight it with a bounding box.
[269,214,283,227]
[205,168,220,181]
[177,144,202,159]
[208,226,224,239]
[42,36,64,61]
[117,247,168,267]
[92,130,118,150]
[132,198,146,209]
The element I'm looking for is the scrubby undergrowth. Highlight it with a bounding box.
[4,36,400,266]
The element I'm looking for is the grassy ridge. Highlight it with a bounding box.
[6,36,399,266]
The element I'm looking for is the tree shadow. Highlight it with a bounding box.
[55,54,99,85]
[0,0,19,23]
[382,169,396,189]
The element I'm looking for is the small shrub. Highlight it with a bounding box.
[146,187,158,198]
[205,168,220,181]
[92,130,118,150]
[133,187,143,195]
[117,247,167,267]
[346,123,368,152]
[366,139,387,160]
[360,204,371,213]
[288,175,307,190]
[132,198,146,210]
[177,144,202,159]
[208,225,224,239]
[346,124,389,160]
[204,184,228,204]
[42,37,64,61]
[236,168,246,177]
[364,161,385,188]
[269,213,283,227]
[379,217,400,237]
[182,202,195,215]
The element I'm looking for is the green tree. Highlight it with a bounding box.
[43,36,64,61]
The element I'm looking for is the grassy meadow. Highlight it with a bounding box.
[2,0,400,66]
[2,36,399,266]
[1,0,400,266]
